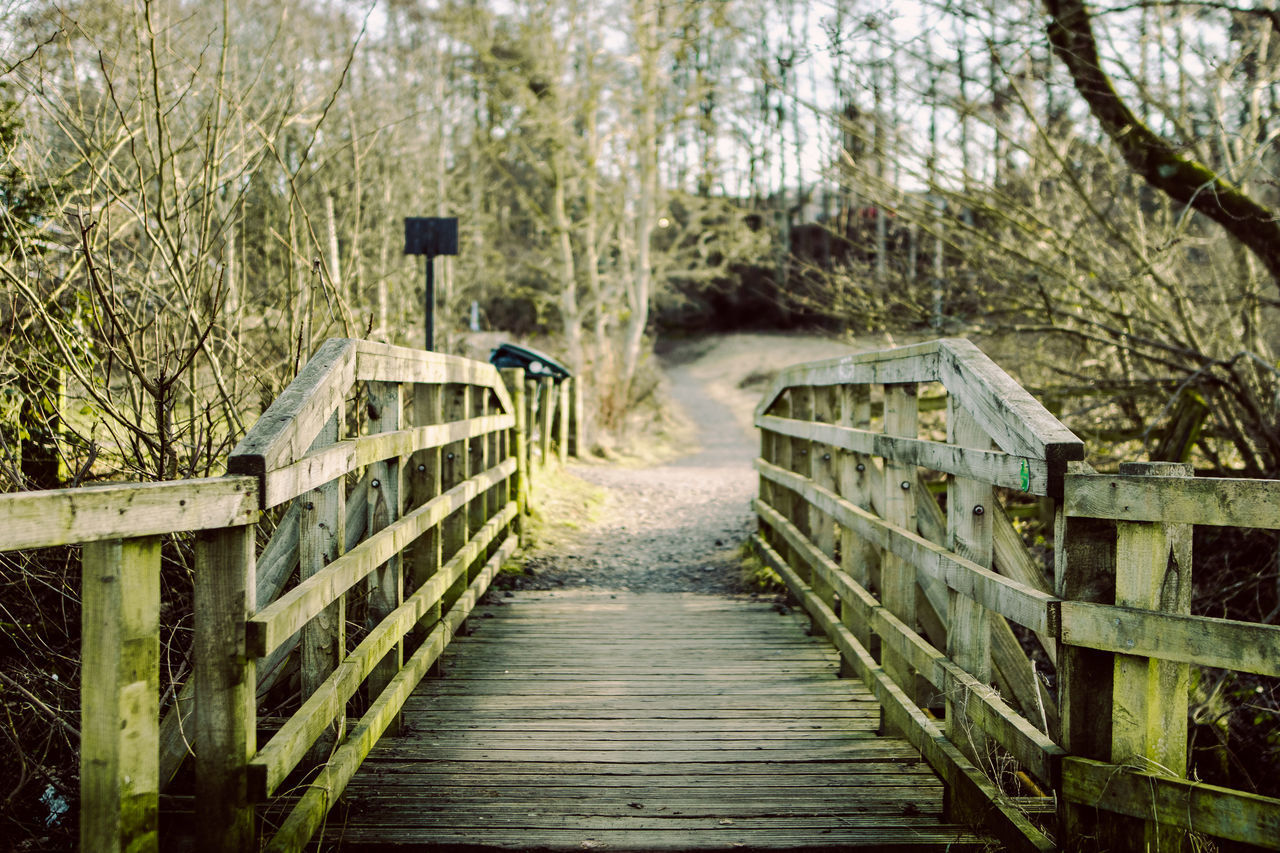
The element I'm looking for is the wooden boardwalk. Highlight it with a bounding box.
[325,591,988,851]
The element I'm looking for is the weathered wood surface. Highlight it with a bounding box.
[326,591,989,851]
[759,414,1052,495]
[751,538,1056,853]
[935,339,1082,466]
[263,536,518,852]
[1062,757,1280,850]
[756,459,1059,635]
[251,505,517,799]
[944,403,994,787]
[261,413,514,508]
[1065,471,1280,528]
[354,340,515,416]
[81,537,160,853]
[1109,461,1193,853]
[753,506,1061,786]
[228,338,358,479]
[753,341,944,416]
[247,458,515,657]
[0,477,258,551]
[1060,600,1280,676]
[297,412,346,764]
[193,524,256,852]
[880,383,920,708]
[754,339,1083,470]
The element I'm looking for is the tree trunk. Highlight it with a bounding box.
[622,0,660,396]
[1044,0,1280,287]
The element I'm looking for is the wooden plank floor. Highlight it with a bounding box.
[324,591,989,851]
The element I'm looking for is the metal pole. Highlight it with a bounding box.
[425,254,435,351]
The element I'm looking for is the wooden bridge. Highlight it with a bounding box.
[3,337,1279,852]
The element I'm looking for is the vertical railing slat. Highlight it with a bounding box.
[944,401,994,803]
[809,387,838,612]
[837,384,878,675]
[880,382,920,716]
[366,380,404,735]
[470,386,489,577]
[1109,461,1194,852]
[195,523,256,852]
[299,411,345,760]
[556,379,570,464]
[1055,462,1118,846]
[772,391,795,571]
[539,376,554,465]
[483,387,501,560]
[407,383,443,651]
[569,376,584,458]
[442,384,471,617]
[81,536,161,853]
[501,368,528,528]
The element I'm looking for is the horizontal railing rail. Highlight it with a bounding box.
[752,338,1280,853]
[0,337,584,853]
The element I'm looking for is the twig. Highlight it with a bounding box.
[0,671,79,743]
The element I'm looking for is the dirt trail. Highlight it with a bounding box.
[504,333,870,595]
[511,361,757,594]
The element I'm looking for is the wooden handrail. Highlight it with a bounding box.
[0,477,259,550]
[752,338,1280,853]
[0,337,584,853]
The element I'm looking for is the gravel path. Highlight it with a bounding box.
[503,362,759,595]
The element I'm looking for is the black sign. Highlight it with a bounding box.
[404,217,459,256]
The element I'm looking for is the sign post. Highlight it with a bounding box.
[404,217,459,350]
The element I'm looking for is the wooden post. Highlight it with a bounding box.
[881,382,919,721]
[945,402,994,809]
[299,411,345,760]
[500,368,528,530]
[838,384,878,676]
[483,386,502,559]
[539,377,554,465]
[1109,461,1194,852]
[1056,460,1118,850]
[442,385,470,616]
[569,376,584,458]
[790,386,817,634]
[772,390,795,575]
[525,377,537,466]
[758,394,779,555]
[407,383,443,648]
[366,380,403,735]
[81,537,160,853]
[810,387,838,611]
[497,394,512,538]
[556,379,570,464]
[788,386,814,564]
[194,524,256,853]
[470,385,489,578]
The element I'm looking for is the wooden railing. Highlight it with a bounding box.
[1058,462,1280,851]
[751,338,1280,852]
[0,338,582,853]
